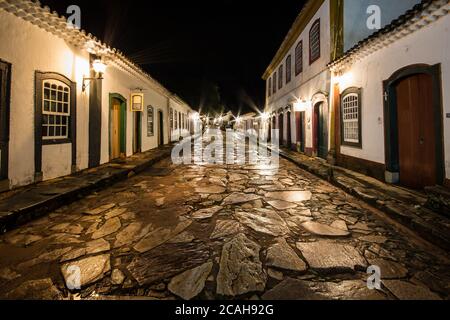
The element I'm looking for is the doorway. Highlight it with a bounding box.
[158,110,164,146]
[278,114,284,145]
[286,111,292,148]
[313,102,328,159]
[109,94,126,160]
[384,64,444,189]
[396,74,436,188]
[133,112,142,154]
[0,60,11,182]
[295,111,305,152]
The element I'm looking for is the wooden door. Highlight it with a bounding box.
[158,110,164,146]
[111,100,121,159]
[396,73,436,189]
[295,111,305,152]
[0,60,10,180]
[286,112,292,148]
[133,112,141,154]
[314,102,328,159]
[278,114,284,144]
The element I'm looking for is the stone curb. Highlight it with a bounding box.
[0,147,173,234]
[267,145,450,251]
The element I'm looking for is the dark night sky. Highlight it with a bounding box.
[40,0,305,115]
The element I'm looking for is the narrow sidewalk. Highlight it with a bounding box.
[0,145,173,233]
[268,144,450,251]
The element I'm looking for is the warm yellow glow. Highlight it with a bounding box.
[261,112,269,121]
[335,72,353,89]
[294,100,311,112]
[93,59,107,74]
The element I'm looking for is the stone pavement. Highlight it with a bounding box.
[0,135,449,300]
[268,145,450,251]
[0,145,173,234]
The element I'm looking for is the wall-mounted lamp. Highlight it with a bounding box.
[261,112,270,121]
[82,59,107,92]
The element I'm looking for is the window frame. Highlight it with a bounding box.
[286,55,292,84]
[35,72,76,146]
[174,110,178,130]
[278,65,283,89]
[147,105,154,137]
[268,78,272,97]
[273,72,277,94]
[340,87,362,148]
[309,19,321,65]
[295,40,303,76]
[42,79,71,141]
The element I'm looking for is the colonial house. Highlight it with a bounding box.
[0,0,195,190]
[328,0,450,189]
[262,0,449,189]
[262,0,334,160]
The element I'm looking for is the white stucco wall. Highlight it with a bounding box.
[0,10,90,187]
[169,99,192,142]
[100,64,171,164]
[335,13,450,179]
[266,0,331,151]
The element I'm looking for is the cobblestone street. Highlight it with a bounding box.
[0,135,449,300]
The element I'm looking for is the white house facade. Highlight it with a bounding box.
[329,0,450,188]
[262,0,449,190]
[263,0,332,159]
[0,0,195,190]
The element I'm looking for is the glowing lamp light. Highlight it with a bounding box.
[82,59,107,92]
[294,100,311,112]
[261,112,269,121]
[93,59,107,74]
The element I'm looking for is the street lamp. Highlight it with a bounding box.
[82,59,107,92]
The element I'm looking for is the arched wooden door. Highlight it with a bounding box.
[396,73,436,188]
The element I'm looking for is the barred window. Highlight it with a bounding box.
[273,72,277,94]
[278,65,283,89]
[286,55,292,83]
[295,41,303,75]
[42,80,70,139]
[341,88,362,147]
[147,106,154,137]
[268,78,272,97]
[309,19,321,64]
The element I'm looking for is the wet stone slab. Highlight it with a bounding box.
[127,242,210,286]
[217,234,266,296]
[235,209,290,237]
[296,241,367,274]
[266,239,307,272]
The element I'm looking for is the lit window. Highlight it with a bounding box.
[286,55,292,83]
[147,106,154,137]
[295,41,303,75]
[42,80,70,140]
[309,19,321,64]
[278,65,283,89]
[341,88,362,147]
